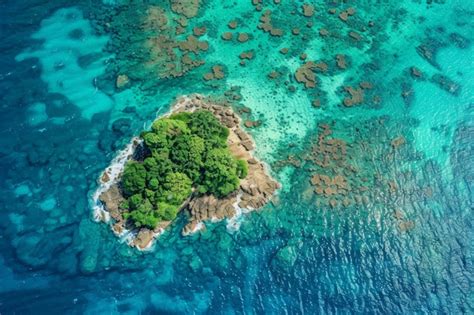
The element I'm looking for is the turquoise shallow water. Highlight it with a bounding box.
[0,0,473,313]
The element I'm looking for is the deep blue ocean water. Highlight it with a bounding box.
[0,0,473,313]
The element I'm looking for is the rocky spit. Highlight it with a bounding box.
[95,94,280,250]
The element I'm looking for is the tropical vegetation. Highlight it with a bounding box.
[119,110,248,229]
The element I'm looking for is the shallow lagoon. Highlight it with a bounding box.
[0,0,473,313]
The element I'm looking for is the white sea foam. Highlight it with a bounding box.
[192,222,205,234]
[226,192,256,233]
[91,137,141,223]
[182,221,205,236]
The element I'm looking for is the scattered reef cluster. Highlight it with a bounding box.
[83,0,470,139]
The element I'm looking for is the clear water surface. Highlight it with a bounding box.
[0,0,473,313]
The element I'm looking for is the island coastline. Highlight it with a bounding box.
[93,94,280,250]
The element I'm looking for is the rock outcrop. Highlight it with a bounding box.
[99,184,124,221]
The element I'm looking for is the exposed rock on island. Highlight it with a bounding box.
[94,94,279,250]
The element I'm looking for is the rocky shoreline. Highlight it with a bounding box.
[94,94,280,250]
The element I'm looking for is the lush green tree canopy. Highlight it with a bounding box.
[202,148,240,197]
[236,159,249,179]
[188,110,229,147]
[142,132,168,150]
[151,118,189,138]
[169,112,191,123]
[143,156,174,181]
[170,134,205,182]
[123,198,159,229]
[160,172,192,205]
[121,161,146,196]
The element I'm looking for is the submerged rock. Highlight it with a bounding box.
[336,54,347,69]
[449,32,470,49]
[410,67,423,78]
[272,245,297,271]
[390,136,406,149]
[116,74,130,89]
[431,74,460,96]
[99,184,124,221]
[302,4,315,17]
[228,20,238,29]
[295,62,319,88]
[258,10,284,37]
[237,33,250,43]
[398,220,415,232]
[133,229,155,250]
[343,86,364,107]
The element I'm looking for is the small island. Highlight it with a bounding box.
[94,95,279,249]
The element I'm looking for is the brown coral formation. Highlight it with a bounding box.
[144,6,168,30]
[170,0,200,18]
[251,0,263,11]
[310,174,349,197]
[339,11,348,22]
[258,10,284,37]
[239,51,255,60]
[343,86,364,107]
[178,35,209,53]
[222,32,233,41]
[391,136,406,149]
[295,62,317,88]
[343,81,376,107]
[359,81,373,90]
[319,28,329,37]
[141,6,208,79]
[336,54,347,69]
[338,7,355,22]
[292,28,300,36]
[228,20,238,29]
[302,4,315,17]
[410,67,423,78]
[349,31,362,41]
[273,122,388,210]
[203,65,225,81]
[268,71,280,79]
[244,120,261,128]
[303,124,359,208]
[431,74,460,95]
[310,124,347,168]
[295,61,327,88]
[398,220,415,232]
[237,33,250,43]
[193,26,207,36]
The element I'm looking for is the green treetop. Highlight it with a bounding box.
[160,172,192,205]
[170,134,205,182]
[121,161,147,196]
[201,148,240,197]
[188,110,229,147]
